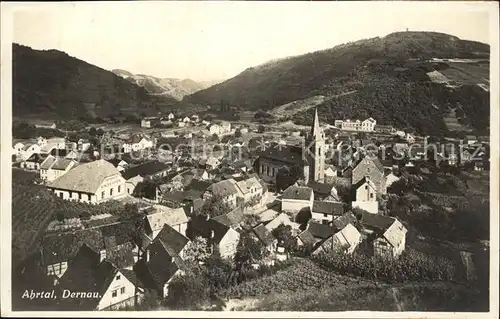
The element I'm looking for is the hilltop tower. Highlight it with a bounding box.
[305,108,326,183]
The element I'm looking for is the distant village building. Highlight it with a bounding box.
[141,117,160,128]
[168,113,175,120]
[46,159,126,203]
[360,211,407,258]
[336,117,377,132]
[256,109,326,184]
[281,185,314,214]
[352,176,379,214]
[122,135,154,153]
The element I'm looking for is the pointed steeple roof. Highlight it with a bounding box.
[310,108,322,137]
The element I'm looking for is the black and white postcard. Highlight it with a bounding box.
[1,1,498,317]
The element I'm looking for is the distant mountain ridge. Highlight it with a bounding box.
[186,31,490,136]
[112,69,220,101]
[13,44,178,121]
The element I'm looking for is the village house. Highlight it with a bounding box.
[178,121,186,128]
[13,141,25,156]
[308,181,340,201]
[405,133,416,144]
[143,205,189,239]
[205,156,221,169]
[122,135,154,153]
[352,176,379,214]
[204,179,240,208]
[106,157,129,172]
[135,224,189,298]
[311,200,344,224]
[209,219,241,259]
[360,211,408,258]
[46,159,126,203]
[374,125,396,134]
[361,117,377,132]
[324,165,338,183]
[19,143,41,161]
[141,117,160,128]
[296,220,335,251]
[56,244,143,311]
[168,113,175,120]
[281,185,314,215]
[37,136,48,147]
[183,116,191,123]
[78,139,91,152]
[230,175,265,206]
[50,148,80,160]
[20,153,49,170]
[385,170,401,189]
[264,212,300,233]
[352,156,387,194]
[121,160,170,181]
[314,223,362,255]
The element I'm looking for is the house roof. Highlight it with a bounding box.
[106,157,128,167]
[234,177,261,195]
[145,205,189,231]
[353,176,377,192]
[154,224,189,255]
[258,145,308,166]
[297,229,319,246]
[252,224,276,246]
[258,208,280,224]
[265,212,297,232]
[57,245,119,310]
[306,221,336,240]
[208,179,239,198]
[212,206,245,228]
[282,186,312,201]
[25,153,48,164]
[40,155,57,170]
[329,223,361,250]
[332,212,357,231]
[51,158,75,171]
[382,219,407,247]
[47,159,121,193]
[121,161,170,180]
[312,200,344,216]
[307,181,336,196]
[360,211,395,232]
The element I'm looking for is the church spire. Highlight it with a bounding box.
[311,107,321,137]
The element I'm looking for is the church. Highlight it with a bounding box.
[256,108,326,185]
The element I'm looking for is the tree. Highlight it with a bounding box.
[234,129,242,138]
[165,266,210,310]
[271,224,297,252]
[183,237,211,264]
[234,232,267,273]
[199,196,231,218]
[257,125,265,133]
[89,127,97,137]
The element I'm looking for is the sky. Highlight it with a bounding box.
[11,2,492,82]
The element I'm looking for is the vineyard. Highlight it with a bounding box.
[217,258,377,299]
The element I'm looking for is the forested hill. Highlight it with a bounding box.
[13,44,178,121]
[186,32,490,136]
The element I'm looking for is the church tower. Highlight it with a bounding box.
[305,108,326,183]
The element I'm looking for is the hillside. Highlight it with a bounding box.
[186,32,490,136]
[112,69,218,100]
[13,44,179,121]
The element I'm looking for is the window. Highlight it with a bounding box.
[118,185,121,193]
[59,193,63,199]
[110,188,113,196]
[370,193,374,199]
[323,213,328,217]
[365,185,368,190]
[102,191,105,199]
[266,166,270,176]
[121,287,125,294]
[112,290,117,298]
[127,188,130,194]
[116,275,121,280]
[78,193,82,200]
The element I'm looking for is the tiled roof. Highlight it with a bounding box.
[47,159,121,193]
[306,221,335,240]
[312,200,344,216]
[26,153,48,164]
[265,212,297,232]
[145,205,189,232]
[121,161,170,180]
[155,224,189,255]
[332,212,357,231]
[258,208,280,223]
[258,145,308,166]
[212,206,245,228]
[360,211,395,232]
[282,186,312,201]
[209,179,239,198]
[40,155,57,170]
[297,229,318,246]
[51,158,75,171]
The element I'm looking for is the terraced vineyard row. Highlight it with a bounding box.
[218,258,377,299]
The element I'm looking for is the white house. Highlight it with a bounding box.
[168,113,175,120]
[183,117,191,123]
[205,180,239,208]
[406,133,416,144]
[352,176,378,214]
[311,200,344,225]
[78,139,91,152]
[44,158,77,182]
[20,143,41,161]
[178,122,186,128]
[361,117,377,132]
[125,175,144,195]
[46,137,66,149]
[205,156,221,169]
[230,176,264,206]
[209,220,241,259]
[209,124,222,136]
[13,142,25,156]
[281,185,314,215]
[122,135,154,153]
[37,136,48,147]
[47,159,127,203]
